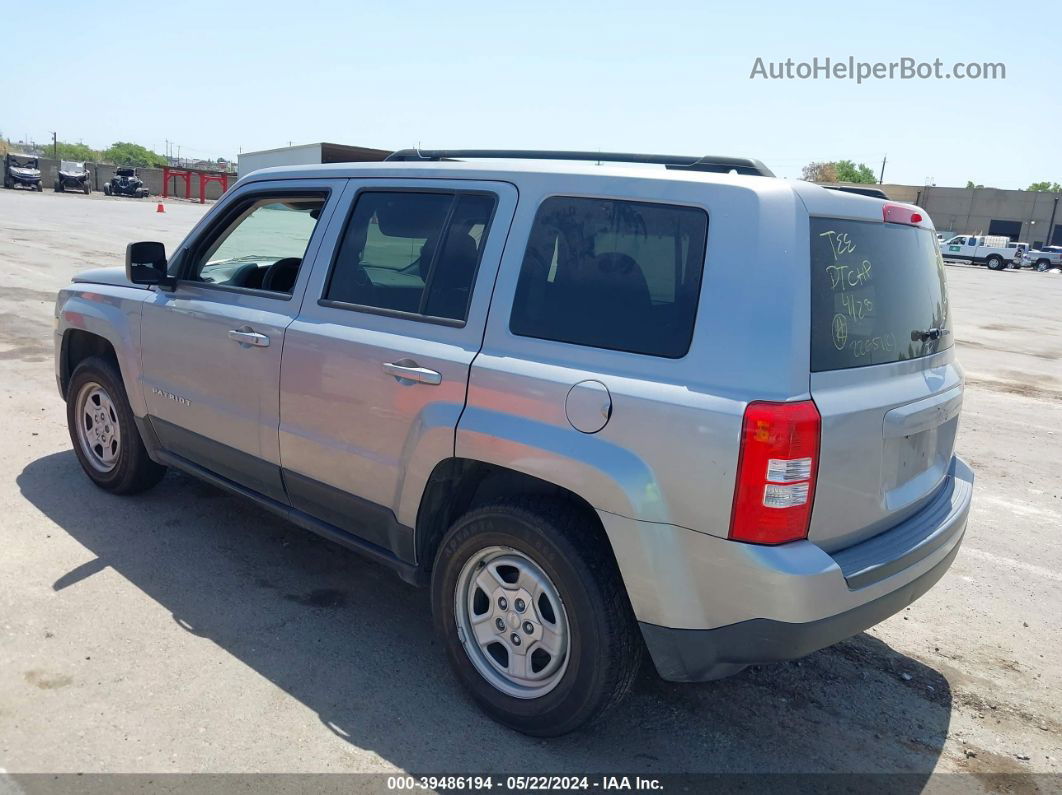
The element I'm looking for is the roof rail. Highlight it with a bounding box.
[384,149,775,177]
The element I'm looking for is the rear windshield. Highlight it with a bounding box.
[810,218,952,371]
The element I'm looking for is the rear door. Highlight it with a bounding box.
[807,214,962,551]
[279,179,517,551]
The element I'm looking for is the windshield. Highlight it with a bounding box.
[810,217,953,371]
[60,161,84,172]
[10,157,37,168]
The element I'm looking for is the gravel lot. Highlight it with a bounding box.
[0,190,1059,788]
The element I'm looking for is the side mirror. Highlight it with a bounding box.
[126,241,170,287]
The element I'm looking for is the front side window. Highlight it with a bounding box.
[509,197,709,358]
[325,191,496,321]
[190,195,326,294]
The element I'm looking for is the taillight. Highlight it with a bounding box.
[729,400,821,545]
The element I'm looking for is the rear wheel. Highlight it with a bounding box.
[66,356,166,494]
[985,255,1004,270]
[1037,259,1051,272]
[431,498,642,736]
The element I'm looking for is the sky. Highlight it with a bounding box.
[2,0,1058,189]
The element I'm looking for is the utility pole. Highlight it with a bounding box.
[879,154,887,184]
[52,131,57,161]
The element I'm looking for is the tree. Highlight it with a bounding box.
[801,160,877,184]
[102,141,167,168]
[801,161,837,183]
[965,180,984,189]
[833,160,877,184]
[1027,181,1062,192]
[51,141,100,162]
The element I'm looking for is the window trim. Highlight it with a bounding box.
[507,194,710,360]
[177,188,332,301]
[318,187,501,327]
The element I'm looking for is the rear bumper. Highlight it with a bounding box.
[599,456,973,682]
[639,537,962,681]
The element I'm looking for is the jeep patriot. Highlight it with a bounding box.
[54,149,973,736]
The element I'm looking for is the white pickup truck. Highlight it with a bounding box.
[939,235,1023,270]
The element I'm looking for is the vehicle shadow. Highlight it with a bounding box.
[18,451,953,778]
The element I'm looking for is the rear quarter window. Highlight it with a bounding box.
[810,218,953,371]
[509,197,708,358]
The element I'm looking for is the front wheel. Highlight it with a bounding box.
[35,182,43,192]
[985,255,1004,270]
[103,184,111,196]
[431,498,642,736]
[1037,259,1051,272]
[66,356,166,494]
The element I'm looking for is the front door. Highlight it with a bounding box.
[279,179,517,556]
[140,179,342,500]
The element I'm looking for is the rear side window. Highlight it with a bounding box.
[509,197,708,358]
[325,191,496,322]
[810,218,953,371]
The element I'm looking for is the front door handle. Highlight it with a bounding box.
[228,328,270,347]
[383,360,442,385]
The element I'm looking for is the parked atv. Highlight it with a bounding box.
[55,161,91,194]
[3,153,43,191]
[103,167,149,198]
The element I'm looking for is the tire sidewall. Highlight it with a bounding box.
[67,358,139,491]
[432,506,615,734]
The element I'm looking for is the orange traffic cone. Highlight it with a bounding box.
[156,202,165,213]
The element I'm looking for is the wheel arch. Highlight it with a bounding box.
[414,458,619,577]
[60,329,120,398]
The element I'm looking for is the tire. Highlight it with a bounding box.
[1037,259,1051,272]
[66,356,166,494]
[431,497,642,736]
[985,255,1004,270]
[35,182,43,192]
[54,182,62,192]
[83,182,90,195]
[104,184,111,196]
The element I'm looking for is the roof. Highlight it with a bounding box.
[236,158,904,225]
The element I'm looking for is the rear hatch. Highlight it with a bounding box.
[808,214,961,552]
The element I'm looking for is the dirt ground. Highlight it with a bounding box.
[0,189,1059,789]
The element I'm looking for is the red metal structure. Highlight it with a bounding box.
[198,172,230,204]
[161,167,192,200]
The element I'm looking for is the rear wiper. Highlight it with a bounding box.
[911,327,951,342]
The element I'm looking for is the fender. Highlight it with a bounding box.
[452,406,669,524]
[56,284,150,415]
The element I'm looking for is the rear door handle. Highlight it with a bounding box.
[382,361,442,385]
[228,328,270,347]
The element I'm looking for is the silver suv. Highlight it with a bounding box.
[54,150,973,736]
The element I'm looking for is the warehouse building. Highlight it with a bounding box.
[842,183,1061,247]
[237,142,390,178]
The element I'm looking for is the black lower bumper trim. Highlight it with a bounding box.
[639,535,963,682]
